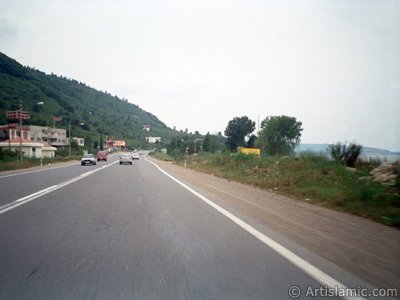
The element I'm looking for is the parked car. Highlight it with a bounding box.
[131,152,139,160]
[81,154,96,166]
[119,153,133,165]
[96,151,107,161]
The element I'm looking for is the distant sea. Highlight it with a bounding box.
[296,144,400,162]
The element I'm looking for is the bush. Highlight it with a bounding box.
[328,142,362,167]
[0,148,18,161]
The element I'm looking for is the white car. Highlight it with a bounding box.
[81,154,96,166]
[132,152,139,160]
[119,153,133,165]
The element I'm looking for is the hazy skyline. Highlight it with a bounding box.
[1,0,399,151]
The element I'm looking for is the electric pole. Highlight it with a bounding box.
[69,120,71,157]
[19,100,23,163]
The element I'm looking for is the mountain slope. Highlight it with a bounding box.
[0,52,177,149]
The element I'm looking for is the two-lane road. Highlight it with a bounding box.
[0,155,356,299]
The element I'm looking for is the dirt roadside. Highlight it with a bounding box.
[149,157,400,291]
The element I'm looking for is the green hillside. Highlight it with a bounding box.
[0,52,178,150]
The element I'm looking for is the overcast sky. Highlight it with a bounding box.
[1,0,399,151]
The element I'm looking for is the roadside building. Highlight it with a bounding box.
[22,125,67,146]
[42,144,57,158]
[0,124,57,158]
[145,137,161,144]
[67,137,85,147]
[114,140,126,149]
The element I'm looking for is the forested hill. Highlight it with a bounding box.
[0,52,177,149]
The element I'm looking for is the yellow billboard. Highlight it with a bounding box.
[239,147,261,156]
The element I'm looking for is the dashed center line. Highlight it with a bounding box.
[0,160,118,215]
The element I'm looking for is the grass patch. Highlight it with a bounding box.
[149,151,174,162]
[176,152,400,227]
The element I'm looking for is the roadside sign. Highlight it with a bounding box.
[6,111,30,120]
[53,116,63,122]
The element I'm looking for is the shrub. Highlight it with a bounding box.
[0,148,18,161]
[328,142,362,167]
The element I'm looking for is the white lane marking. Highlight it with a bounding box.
[145,157,365,300]
[0,163,78,179]
[0,161,118,215]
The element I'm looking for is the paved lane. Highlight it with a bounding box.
[0,157,340,299]
[0,155,118,206]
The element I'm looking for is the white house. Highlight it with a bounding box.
[0,124,57,158]
[42,144,58,158]
[145,137,161,143]
[67,137,85,147]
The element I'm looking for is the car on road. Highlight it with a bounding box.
[119,153,133,165]
[131,152,139,160]
[96,151,107,161]
[81,154,96,166]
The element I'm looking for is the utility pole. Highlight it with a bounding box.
[19,100,23,163]
[68,120,71,157]
[6,102,29,162]
[8,124,11,150]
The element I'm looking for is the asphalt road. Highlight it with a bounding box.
[0,154,345,299]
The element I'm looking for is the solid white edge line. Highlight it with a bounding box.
[145,157,366,300]
[0,160,119,215]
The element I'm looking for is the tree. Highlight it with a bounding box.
[99,135,104,151]
[259,115,303,155]
[224,116,255,151]
[167,137,178,155]
[203,132,218,153]
[246,134,257,148]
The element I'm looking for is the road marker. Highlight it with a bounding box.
[145,157,366,300]
[0,161,118,215]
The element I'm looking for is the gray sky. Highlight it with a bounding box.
[1,0,399,151]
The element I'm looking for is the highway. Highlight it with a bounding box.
[0,154,354,299]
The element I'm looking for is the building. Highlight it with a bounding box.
[143,124,150,131]
[104,137,114,152]
[67,137,85,147]
[41,144,58,158]
[23,125,67,146]
[145,137,161,144]
[0,123,30,142]
[113,140,126,148]
[102,138,126,151]
[0,124,57,158]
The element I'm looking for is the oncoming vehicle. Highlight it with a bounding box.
[97,151,107,161]
[81,154,96,166]
[132,152,139,160]
[119,153,133,165]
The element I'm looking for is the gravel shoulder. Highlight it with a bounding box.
[149,157,400,291]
